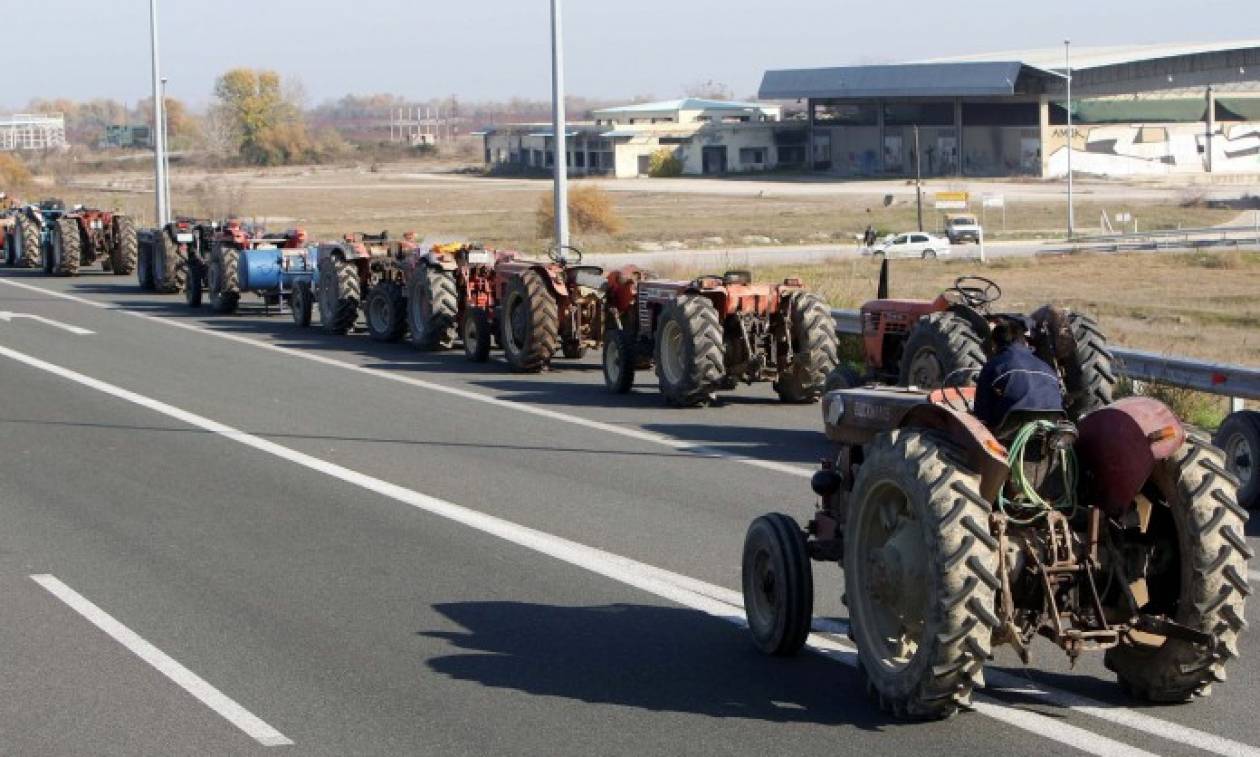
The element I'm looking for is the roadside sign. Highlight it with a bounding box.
[982,195,1005,208]
[935,191,969,210]
[1115,212,1132,223]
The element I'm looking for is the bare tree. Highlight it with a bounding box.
[683,79,734,101]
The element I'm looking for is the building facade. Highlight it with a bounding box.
[759,40,1260,178]
[480,98,807,178]
[0,113,67,152]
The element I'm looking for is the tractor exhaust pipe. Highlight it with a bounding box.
[877,257,889,300]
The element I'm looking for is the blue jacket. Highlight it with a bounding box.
[974,343,1064,427]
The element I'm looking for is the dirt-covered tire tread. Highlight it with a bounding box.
[1064,311,1116,418]
[654,294,724,407]
[898,311,986,389]
[365,280,407,342]
[319,256,360,334]
[776,291,840,403]
[408,267,459,350]
[55,218,81,276]
[17,216,41,268]
[501,270,559,372]
[210,246,240,314]
[111,215,138,275]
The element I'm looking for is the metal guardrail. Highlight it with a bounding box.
[1060,222,1260,253]
[831,308,1258,408]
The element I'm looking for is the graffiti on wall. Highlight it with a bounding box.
[1046,123,1260,176]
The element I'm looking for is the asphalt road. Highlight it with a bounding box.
[1,267,1257,756]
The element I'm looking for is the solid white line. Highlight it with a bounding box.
[29,574,292,747]
[0,276,811,479]
[0,342,1225,757]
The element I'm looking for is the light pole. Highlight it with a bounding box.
[148,0,168,226]
[549,0,570,252]
[161,77,172,218]
[1065,39,1074,238]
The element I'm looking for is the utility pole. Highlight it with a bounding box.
[148,0,168,226]
[161,77,172,218]
[914,125,924,232]
[1065,39,1074,238]
[1206,84,1215,173]
[549,0,570,251]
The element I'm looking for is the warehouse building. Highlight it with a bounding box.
[480,98,806,178]
[0,113,67,152]
[758,40,1260,178]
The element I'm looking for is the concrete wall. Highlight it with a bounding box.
[962,127,1042,176]
[1043,122,1260,177]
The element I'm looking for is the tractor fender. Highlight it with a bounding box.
[1075,396,1185,517]
[899,404,1010,502]
[534,264,569,298]
[945,303,993,344]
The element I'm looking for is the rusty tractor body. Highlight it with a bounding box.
[491,246,616,373]
[743,385,1249,720]
[602,270,839,406]
[41,205,138,278]
[843,260,1116,420]
[290,231,420,334]
[138,217,213,294]
[186,219,310,315]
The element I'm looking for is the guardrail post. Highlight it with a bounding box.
[1231,396,1245,414]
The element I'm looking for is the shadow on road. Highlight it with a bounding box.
[641,421,832,466]
[420,600,898,730]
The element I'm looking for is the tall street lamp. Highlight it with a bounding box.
[148,0,168,226]
[1065,39,1074,238]
[550,0,570,252]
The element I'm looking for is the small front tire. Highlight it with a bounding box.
[742,513,814,657]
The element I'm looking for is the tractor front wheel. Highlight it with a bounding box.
[290,281,313,327]
[185,258,204,307]
[111,216,137,275]
[845,429,998,720]
[408,267,458,350]
[208,246,240,314]
[366,280,406,342]
[742,513,813,656]
[602,327,636,394]
[501,270,559,372]
[653,294,724,407]
[318,256,360,334]
[463,308,493,363]
[1105,434,1249,701]
[776,292,840,403]
[898,311,985,389]
[1215,410,1260,509]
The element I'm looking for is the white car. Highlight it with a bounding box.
[869,231,951,260]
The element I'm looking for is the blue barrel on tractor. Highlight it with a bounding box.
[238,244,317,292]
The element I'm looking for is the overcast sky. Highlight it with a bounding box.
[3,0,1255,109]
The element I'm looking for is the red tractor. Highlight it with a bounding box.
[43,206,138,277]
[601,270,839,406]
[187,219,308,314]
[743,386,1249,720]
[836,259,1115,420]
[489,246,619,373]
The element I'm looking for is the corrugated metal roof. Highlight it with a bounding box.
[593,98,771,115]
[920,39,1260,72]
[758,62,1046,99]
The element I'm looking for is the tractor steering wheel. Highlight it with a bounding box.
[951,276,1002,308]
[549,244,583,265]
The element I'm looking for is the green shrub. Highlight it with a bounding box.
[647,148,682,178]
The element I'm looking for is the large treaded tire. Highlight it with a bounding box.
[463,308,493,363]
[16,217,40,268]
[366,280,407,342]
[1063,311,1116,419]
[1105,434,1250,702]
[500,270,558,372]
[53,218,81,277]
[1215,410,1260,509]
[742,512,814,656]
[111,215,137,275]
[602,327,636,394]
[318,256,360,335]
[408,267,459,350]
[653,294,724,407]
[845,430,998,720]
[290,281,313,327]
[155,228,188,293]
[899,311,986,389]
[776,291,840,403]
[137,236,155,291]
[208,245,240,314]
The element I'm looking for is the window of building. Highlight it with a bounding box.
[962,102,1038,127]
[659,137,690,145]
[739,147,767,165]
[812,133,832,170]
[812,101,878,126]
[545,151,554,168]
[883,101,954,126]
[574,152,586,168]
[776,145,805,165]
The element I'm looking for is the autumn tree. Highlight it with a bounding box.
[212,68,312,165]
[0,153,33,197]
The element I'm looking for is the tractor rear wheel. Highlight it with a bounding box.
[501,270,558,372]
[16,217,41,268]
[366,280,407,342]
[602,327,636,394]
[654,294,724,407]
[776,292,840,403]
[742,512,814,656]
[290,281,313,327]
[52,218,81,277]
[318,256,359,334]
[1105,433,1249,702]
[463,308,493,362]
[1215,410,1260,509]
[111,216,137,275]
[155,228,188,293]
[1063,311,1116,419]
[208,245,240,314]
[845,430,998,720]
[185,258,204,307]
[899,311,985,389]
[137,236,155,291]
[408,267,458,350]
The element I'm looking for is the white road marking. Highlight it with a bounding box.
[3,344,1249,757]
[0,276,811,479]
[0,309,94,335]
[30,574,293,747]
